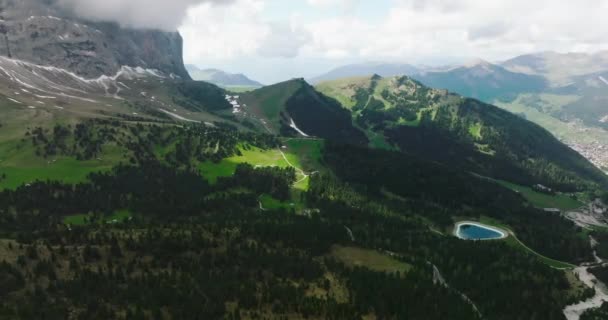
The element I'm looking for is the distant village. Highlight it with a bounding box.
[569,141,608,174]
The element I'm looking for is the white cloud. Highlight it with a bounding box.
[180,0,608,81]
[57,0,234,31]
[181,0,310,63]
[303,0,608,64]
[180,0,267,61]
[257,22,311,58]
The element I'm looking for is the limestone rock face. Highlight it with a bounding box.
[0,0,190,79]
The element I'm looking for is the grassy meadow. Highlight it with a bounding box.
[330,245,412,274]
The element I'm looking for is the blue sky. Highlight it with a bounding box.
[177,0,608,84]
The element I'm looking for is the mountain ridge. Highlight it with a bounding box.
[310,62,419,84]
[186,65,263,87]
[316,74,608,191]
[501,51,608,85]
[240,78,368,146]
[413,61,548,102]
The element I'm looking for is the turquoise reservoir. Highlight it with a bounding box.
[455,223,506,240]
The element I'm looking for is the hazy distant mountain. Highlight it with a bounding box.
[501,51,608,85]
[309,62,419,84]
[310,60,548,102]
[186,65,262,87]
[412,59,548,102]
[550,70,608,129]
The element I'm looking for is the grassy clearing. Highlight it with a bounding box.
[0,141,125,190]
[63,214,91,226]
[366,130,393,150]
[63,209,132,226]
[330,245,412,274]
[397,116,421,127]
[496,180,582,210]
[283,138,323,170]
[198,145,314,191]
[283,138,326,191]
[259,194,287,210]
[259,194,301,211]
[469,123,482,139]
[199,144,314,210]
[199,147,297,181]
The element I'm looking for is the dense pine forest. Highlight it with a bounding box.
[0,120,601,319]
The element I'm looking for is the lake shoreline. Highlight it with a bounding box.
[454,221,509,240]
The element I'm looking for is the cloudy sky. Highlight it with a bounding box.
[173,0,608,84]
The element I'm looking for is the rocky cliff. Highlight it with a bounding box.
[0,0,190,79]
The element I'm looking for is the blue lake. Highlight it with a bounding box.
[456,223,505,240]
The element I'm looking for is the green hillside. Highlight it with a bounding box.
[316,75,608,192]
[1,3,606,318]
[0,87,598,320]
[0,57,603,320]
[0,117,595,319]
[242,79,305,126]
[242,79,368,145]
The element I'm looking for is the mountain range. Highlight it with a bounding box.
[186,65,263,88]
[311,58,551,102]
[502,51,608,86]
[0,10,604,191]
[313,51,608,88]
[1,2,608,318]
[309,62,419,84]
[312,52,608,172]
[315,74,607,190]
[412,59,548,102]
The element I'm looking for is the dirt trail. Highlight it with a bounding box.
[278,148,309,185]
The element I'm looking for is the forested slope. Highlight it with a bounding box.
[317,75,608,191]
[0,120,594,319]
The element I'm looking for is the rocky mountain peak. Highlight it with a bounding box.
[0,0,190,79]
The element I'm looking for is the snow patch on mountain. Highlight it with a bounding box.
[289,118,310,137]
[7,98,22,104]
[0,56,164,103]
[159,109,200,123]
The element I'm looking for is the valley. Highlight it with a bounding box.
[0,58,606,319]
[495,92,608,174]
[0,1,607,319]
